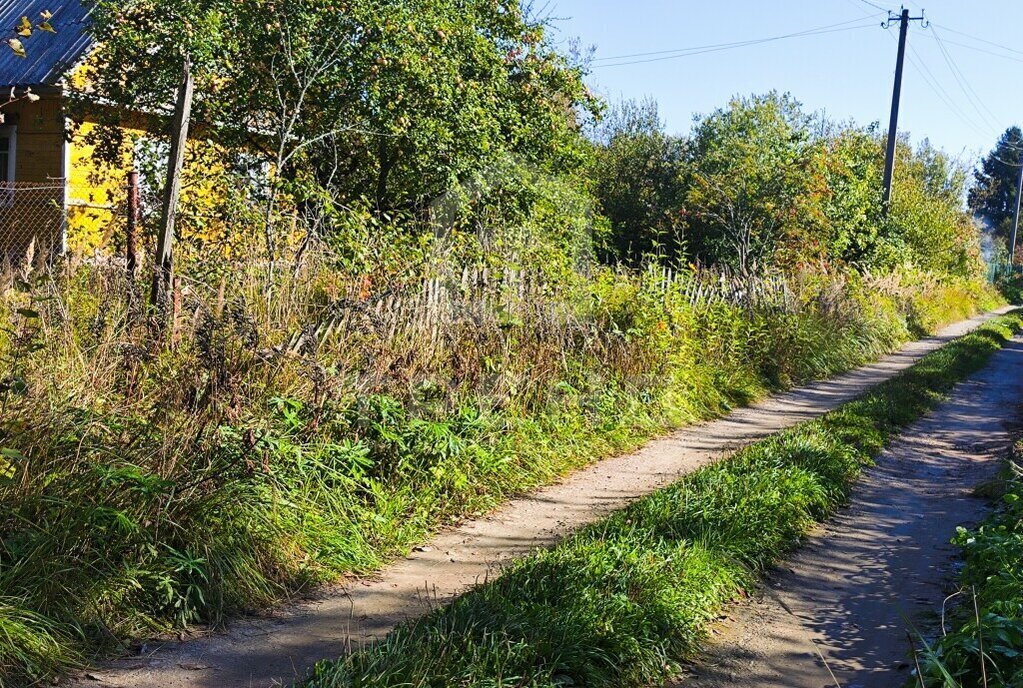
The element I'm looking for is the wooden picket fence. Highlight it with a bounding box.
[275,265,815,356]
[280,266,556,355]
[643,265,797,312]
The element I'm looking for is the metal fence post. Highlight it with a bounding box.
[126,170,140,280]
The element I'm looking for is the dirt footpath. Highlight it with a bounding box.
[681,336,1023,688]
[75,309,1012,688]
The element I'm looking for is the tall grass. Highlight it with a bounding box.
[307,311,1023,688]
[0,254,1001,685]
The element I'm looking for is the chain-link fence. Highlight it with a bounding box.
[0,180,128,267]
[0,183,66,266]
[989,261,1022,283]
[66,179,126,257]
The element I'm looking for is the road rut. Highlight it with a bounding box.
[76,309,1014,688]
[681,335,1023,688]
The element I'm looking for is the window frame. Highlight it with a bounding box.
[0,125,16,206]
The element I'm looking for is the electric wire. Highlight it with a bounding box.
[930,22,1023,58]
[918,33,1023,65]
[585,3,1018,165]
[875,19,988,138]
[591,18,877,68]
[905,41,989,139]
[590,14,872,62]
[819,0,1015,158]
[928,24,1002,133]
[856,0,894,13]
[882,23,1023,164]
[866,9,1022,160]
[900,39,994,145]
[920,25,1023,153]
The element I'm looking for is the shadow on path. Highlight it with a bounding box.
[681,337,1023,688]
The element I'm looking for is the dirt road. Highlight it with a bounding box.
[681,337,1023,688]
[75,309,1013,688]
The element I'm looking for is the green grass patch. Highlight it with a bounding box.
[916,441,1023,687]
[307,311,1023,688]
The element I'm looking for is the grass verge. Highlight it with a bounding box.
[0,266,1000,685]
[308,310,1023,688]
[916,440,1023,687]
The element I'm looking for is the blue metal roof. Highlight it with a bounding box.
[0,0,93,87]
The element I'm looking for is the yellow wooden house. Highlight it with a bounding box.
[0,1,286,266]
[0,0,138,261]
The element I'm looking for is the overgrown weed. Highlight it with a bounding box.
[308,311,1023,688]
[0,256,1002,684]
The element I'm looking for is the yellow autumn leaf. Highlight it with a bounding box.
[40,10,53,20]
[8,38,25,58]
[38,20,55,33]
[17,16,32,37]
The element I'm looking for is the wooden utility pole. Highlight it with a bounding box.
[881,8,926,216]
[150,58,194,308]
[1010,158,1023,265]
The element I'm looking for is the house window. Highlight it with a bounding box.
[0,126,15,186]
[0,126,15,207]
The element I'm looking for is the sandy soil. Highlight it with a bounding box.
[679,337,1023,688]
[72,309,1012,688]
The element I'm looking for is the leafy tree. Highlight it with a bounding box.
[79,0,598,240]
[685,92,810,273]
[884,138,982,278]
[588,99,688,266]
[968,126,1023,243]
[587,91,984,278]
[779,123,884,269]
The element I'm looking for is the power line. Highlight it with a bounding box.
[929,22,1023,58]
[593,22,877,68]
[869,11,1019,157]
[917,26,1023,152]
[847,3,1017,155]
[928,25,1002,134]
[918,32,1023,65]
[590,15,872,62]
[856,0,894,13]
[842,0,889,21]
[931,26,1003,131]
[903,39,990,140]
[903,50,1022,163]
[586,3,1017,164]
[590,16,876,67]
[990,155,1023,168]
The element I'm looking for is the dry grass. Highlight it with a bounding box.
[0,251,1001,685]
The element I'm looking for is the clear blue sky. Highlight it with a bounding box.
[548,0,1023,165]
